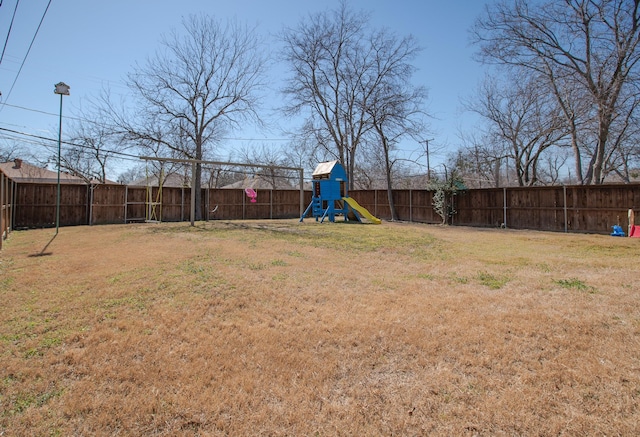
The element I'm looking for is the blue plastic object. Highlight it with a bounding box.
[611,225,626,237]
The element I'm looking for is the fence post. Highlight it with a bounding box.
[190,162,196,226]
[1,172,4,249]
[205,187,209,221]
[11,181,16,231]
[84,185,90,226]
[375,189,378,217]
[412,189,416,223]
[89,184,95,226]
[181,187,185,222]
[563,185,568,233]
[299,169,304,218]
[503,187,507,228]
[124,186,128,224]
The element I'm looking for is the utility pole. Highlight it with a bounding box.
[424,138,434,181]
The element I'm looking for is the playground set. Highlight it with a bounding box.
[299,161,381,224]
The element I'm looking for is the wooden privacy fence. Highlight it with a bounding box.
[8,181,640,235]
[1,170,14,249]
[12,184,308,227]
[452,185,640,233]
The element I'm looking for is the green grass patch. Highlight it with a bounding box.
[0,332,23,343]
[450,273,468,284]
[477,271,510,290]
[228,221,444,259]
[554,278,598,294]
[180,258,210,275]
[40,335,63,349]
[286,250,304,258]
[247,262,266,271]
[416,273,435,280]
[102,295,147,311]
[4,388,64,416]
[271,273,288,281]
[271,259,288,266]
[0,275,15,289]
[536,262,551,273]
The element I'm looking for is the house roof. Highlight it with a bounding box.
[130,173,191,188]
[0,160,87,184]
[221,175,295,190]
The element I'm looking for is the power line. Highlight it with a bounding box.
[0,0,52,112]
[0,126,142,161]
[1,101,86,121]
[0,0,20,66]
[220,137,290,142]
[1,101,294,142]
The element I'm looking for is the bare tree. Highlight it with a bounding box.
[450,131,507,188]
[599,87,640,181]
[235,143,298,188]
[117,165,146,185]
[0,141,27,163]
[104,14,267,218]
[354,143,386,189]
[61,116,125,183]
[465,73,566,186]
[280,1,426,192]
[279,2,369,188]
[472,0,640,184]
[280,136,318,177]
[365,30,427,220]
[539,65,594,183]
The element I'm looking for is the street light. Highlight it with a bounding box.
[54,82,70,234]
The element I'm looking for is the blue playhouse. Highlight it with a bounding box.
[300,160,380,224]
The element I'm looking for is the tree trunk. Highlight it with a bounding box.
[570,133,584,184]
[195,162,202,220]
[382,140,397,221]
[590,114,611,185]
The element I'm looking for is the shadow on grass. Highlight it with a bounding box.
[28,233,57,257]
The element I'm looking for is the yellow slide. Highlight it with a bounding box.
[342,197,381,224]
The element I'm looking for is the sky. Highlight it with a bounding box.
[0,0,491,179]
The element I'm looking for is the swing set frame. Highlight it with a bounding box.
[139,156,305,226]
[144,162,164,223]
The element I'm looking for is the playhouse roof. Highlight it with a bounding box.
[312,160,345,179]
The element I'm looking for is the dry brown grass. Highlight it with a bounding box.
[1,220,639,436]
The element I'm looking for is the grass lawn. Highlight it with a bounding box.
[1,220,639,435]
